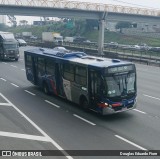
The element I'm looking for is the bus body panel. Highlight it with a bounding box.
[71,82,88,105]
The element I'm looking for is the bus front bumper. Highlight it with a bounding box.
[102,102,137,115]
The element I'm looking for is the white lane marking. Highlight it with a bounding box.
[2,62,7,64]
[133,109,147,114]
[45,100,60,108]
[24,90,36,96]
[73,114,96,126]
[0,131,50,142]
[11,65,17,68]
[115,135,147,150]
[21,69,25,71]
[0,78,6,82]
[0,93,73,159]
[143,94,160,101]
[11,83,19,88]
[0,103,12,106]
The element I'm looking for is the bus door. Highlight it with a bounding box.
[31,57,45,86]
[0,43,3,59]
[55,63,64,97]
[32,57,38,85]
[89,70,101,108]
[36,57,45,86]
[25,54,37,85]
[0,39,4,60]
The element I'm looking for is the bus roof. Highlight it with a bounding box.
[25,48,132,68]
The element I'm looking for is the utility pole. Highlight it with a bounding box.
[98,12,107,56]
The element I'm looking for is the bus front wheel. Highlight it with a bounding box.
[80,97,89,111]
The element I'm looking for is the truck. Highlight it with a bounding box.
[22,32,32,38]
[73,36,87,43]
[0,31,20,61]
[42,32,63,45]
[64,36,74,43]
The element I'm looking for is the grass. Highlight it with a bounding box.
[85,30,160,47]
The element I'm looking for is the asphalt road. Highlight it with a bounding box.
[0,46,160,159]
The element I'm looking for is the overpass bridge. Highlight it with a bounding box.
[0,0,160,54]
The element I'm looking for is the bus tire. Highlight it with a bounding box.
[15,58,18,61]
[43,82,50,95]
[80,97,89,111]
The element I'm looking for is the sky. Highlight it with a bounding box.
[10,0,160,25]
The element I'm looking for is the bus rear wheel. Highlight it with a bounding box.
[43,82,50,95]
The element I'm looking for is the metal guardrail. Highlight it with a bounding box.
[28,41,160,67]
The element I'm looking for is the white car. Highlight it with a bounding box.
[132,45,141,50]
[17,39,27,46]
[53,47,69,52]
[30,36,38,40]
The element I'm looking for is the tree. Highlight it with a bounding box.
[73,19,86,36]
[86,19,98,31]
[115,21,132,33]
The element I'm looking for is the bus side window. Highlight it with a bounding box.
[46,59,55,77]
[63,63,74,81]
[37,57,45,77]
[26,55,32,68]
[25,54,35,82]
[75,66,87,86]
[0,44,2,52]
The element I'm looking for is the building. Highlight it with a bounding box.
[0,15,6,24]
[106,22,117,32]
[33,20,57,26]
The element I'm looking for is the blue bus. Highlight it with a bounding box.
[24,48,137,115]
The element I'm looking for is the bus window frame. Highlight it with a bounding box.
[45,58,56,77]
[26,54,32,68]
[37,57,45,77]
[75,65,87,86]
[62,62,74,82]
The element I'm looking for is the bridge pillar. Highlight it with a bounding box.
[98,13,106,56]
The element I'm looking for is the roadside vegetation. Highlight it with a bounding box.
[85,30,160,46]
[1,19,160,47]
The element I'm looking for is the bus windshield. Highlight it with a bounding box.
[105,72,136,98]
